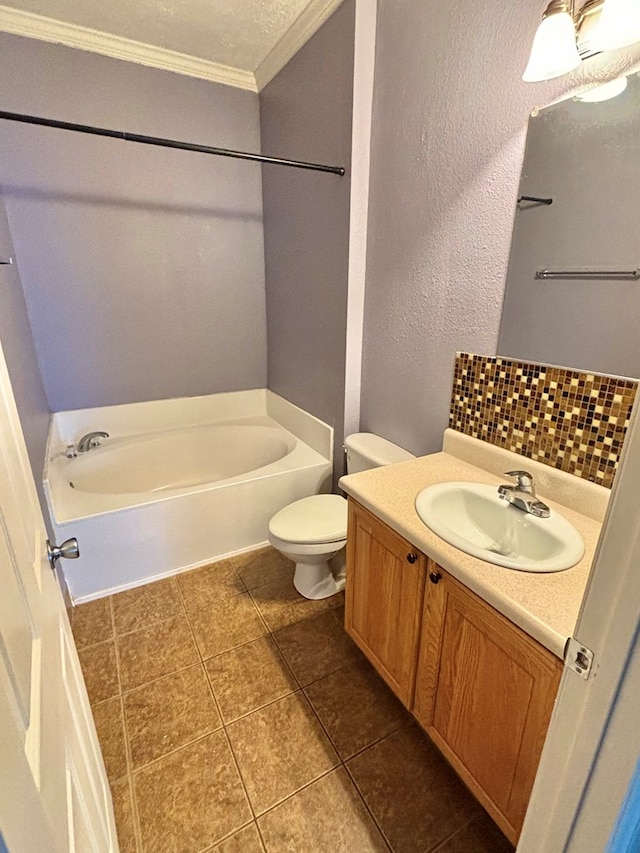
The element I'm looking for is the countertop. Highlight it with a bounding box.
[339,451,602,658]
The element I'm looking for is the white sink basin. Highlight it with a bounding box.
[415,482,585,572]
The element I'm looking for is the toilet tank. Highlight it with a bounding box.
[344,433,415,474]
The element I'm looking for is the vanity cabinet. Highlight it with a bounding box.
[345,500,562,845]
[345,500,426,706]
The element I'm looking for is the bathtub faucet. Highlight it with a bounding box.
[76,431,110,453]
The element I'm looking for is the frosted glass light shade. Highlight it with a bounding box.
[523,6,581,82]
[574,76,628,102]
[590,0,640,51]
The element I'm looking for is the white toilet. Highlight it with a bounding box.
[268,433,415,600]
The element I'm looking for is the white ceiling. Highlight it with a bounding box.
[0,0,344,91]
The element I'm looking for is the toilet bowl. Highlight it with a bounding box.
[268,432,416,600]
[268,494,348,600]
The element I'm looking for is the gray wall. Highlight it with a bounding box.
[498,75,640,378]
[0,189,51,527]
[359,0,640,458]
[260,0,354,482]
[0,34,266,411]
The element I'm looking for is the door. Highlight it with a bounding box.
[414,567,561,845]
[345,500,426,705]
[0,339,116,851]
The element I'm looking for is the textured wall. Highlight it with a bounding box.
[260,0,355,481]
[0,189,51,526]
[0,33,266,411]
[359,0,640,457]
[498,75,640,377]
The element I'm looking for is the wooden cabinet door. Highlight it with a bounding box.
[414,565,562,844]
[345,501,426,706]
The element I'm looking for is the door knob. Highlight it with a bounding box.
[47,538,80,571]
[406,553,418,564]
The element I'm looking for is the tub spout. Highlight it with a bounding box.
[76,431,109,453]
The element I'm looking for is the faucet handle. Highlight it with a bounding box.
[504,470,535,490]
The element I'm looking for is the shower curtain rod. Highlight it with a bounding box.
[0,110,346,176]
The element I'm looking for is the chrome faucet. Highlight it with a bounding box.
[497,470,550,518]
[76,431,109,453]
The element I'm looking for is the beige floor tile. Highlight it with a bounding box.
[273,610,364,686]
[208,822,264,852]
[78,640,119,705]
[177,559,246,612]
[117,614,198,692]
[305,660,410,759]
[249,578,329,632]
[111,777,139,853]
[189,592,266,658]
[347,725,481,853]
[258,767,388,853]
[433,813,514,853]
[124,664,222,769]
[227,691,338,815]
[233,547,294,591]
[112,578,184,635]
[92,697,128,783]
[71,597,113,649]
[134,731,252,853]
[205,636,297,723]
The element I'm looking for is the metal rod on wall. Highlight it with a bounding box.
[536,269,640,280]
[518,195,553,205]
[0,110,346,176]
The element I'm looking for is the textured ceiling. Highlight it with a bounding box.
[0,0,341,86]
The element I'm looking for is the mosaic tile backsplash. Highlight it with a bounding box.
[450,353,637,488]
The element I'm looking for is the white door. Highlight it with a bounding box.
[0,338,116,852]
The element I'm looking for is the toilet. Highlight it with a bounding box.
[268,433,415,600]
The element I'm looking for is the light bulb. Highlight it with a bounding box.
[590,0,640,51]
[523,2,581,82]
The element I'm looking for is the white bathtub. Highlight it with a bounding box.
[45,390,333,602]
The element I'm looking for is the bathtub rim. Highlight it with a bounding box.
[44,391,334,526]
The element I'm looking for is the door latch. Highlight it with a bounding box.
[565,637,594,679]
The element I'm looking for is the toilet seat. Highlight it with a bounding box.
[268,494,347,545]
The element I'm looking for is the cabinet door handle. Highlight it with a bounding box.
[407,553,418,564]
[429,571,442,584]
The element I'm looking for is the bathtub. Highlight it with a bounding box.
[44,390,333,602]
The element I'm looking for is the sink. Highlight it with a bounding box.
[415,482,585,572]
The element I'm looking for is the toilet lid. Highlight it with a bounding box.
[269,494,348,545]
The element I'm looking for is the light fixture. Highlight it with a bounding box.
[523,0,640,83]
[589,0,640,51]
[523,1,581,82]
[574,75,628,100]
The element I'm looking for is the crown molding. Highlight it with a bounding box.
[0,5,258,92]
[254,0,345,90]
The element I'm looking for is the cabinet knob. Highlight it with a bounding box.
[429,571,442,584]
[406,553,418,564]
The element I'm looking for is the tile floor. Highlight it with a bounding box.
[72,547,515,853]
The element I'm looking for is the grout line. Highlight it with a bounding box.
[128,726,224,775]
[254,821,268,853]
[252,764,340,822]
[197,819,258,853]
[342,760,394,852]
[118,659,205,697]
[109,598,144,853]
[426,813,487,853]
[221,725,259,822]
